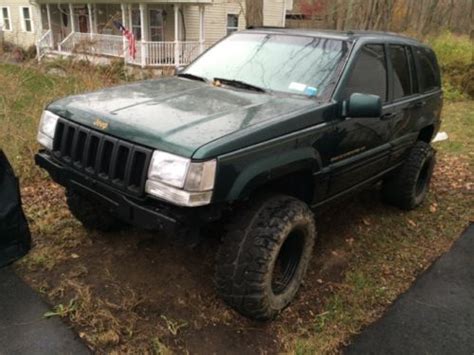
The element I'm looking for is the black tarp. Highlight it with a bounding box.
[0,150,31,267]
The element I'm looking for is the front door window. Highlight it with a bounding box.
[342,44,388,102]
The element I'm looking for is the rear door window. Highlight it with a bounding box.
[406,47,418,94]
[390,45,413,99]
[415,47,440,93]
[342,44,387,102]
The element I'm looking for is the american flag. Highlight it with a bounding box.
[113,21,136,60]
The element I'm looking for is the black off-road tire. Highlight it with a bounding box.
[382,141,436,210]
[216,195,316,320]
[66,189,127,232]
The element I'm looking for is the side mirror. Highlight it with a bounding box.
[345,93,382,118]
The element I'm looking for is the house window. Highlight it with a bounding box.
[149,9,164,41]
[0,7,11,31]
[226,14,238,35]
[20,7,33,32]
[131,8,141,41]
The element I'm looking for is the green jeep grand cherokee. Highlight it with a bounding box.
[35,29,442,320]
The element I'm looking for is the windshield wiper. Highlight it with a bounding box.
[177,72,208,83]
[213,77,267,93]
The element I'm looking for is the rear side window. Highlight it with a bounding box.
[390,45,412,99]
[343,44,387,101]
[415,47,440,92]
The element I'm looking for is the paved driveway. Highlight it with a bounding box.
[346,224,474,355]
[0,266,90,355]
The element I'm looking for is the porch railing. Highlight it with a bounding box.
[140,41,176,66]
[56,32,206,67]
[36,30,53,62]
[179,41,202,66]
[59,32,124,58]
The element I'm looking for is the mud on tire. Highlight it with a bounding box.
[215,195,316,320]
[66,189,127,232]
[382,141,436,210]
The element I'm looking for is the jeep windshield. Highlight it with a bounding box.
[183,32,350,98]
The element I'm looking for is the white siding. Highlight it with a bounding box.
[184,0,245,46]
[263,0,285,27]
[1,0,42,48]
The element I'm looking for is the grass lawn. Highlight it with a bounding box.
[0,61,472,354]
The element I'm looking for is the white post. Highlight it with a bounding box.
[46,4,53,47]
[69,3,75,33]
[121,4,127,62]
[92,4,97,33]
[128,4,132,28]
[174,4,179,67]
[87,4,93,39]
[139,3,147,67]
[199,5,205,54]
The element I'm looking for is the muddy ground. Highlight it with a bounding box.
[15,154,473,354]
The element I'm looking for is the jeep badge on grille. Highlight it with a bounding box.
[93,118,108,130]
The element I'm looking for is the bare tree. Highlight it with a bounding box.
[285,0,473,37]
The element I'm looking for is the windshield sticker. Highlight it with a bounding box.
[288,82,307,92]
[305,86,318,97]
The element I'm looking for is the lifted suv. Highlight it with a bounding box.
[36,29,442,320]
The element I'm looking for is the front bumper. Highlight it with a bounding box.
[35,151,221,232]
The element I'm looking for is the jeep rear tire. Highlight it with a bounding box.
[382,141,435,210]
[216,195,316,320]
[66,189,127,232]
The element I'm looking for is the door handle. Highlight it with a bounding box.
[381,112,395,120]
[412,101,426,108]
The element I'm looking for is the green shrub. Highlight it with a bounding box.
[427,32,473,100]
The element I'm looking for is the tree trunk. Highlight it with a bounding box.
[471,0,474,40]
[245,0,263,28]
[422,0,440,35]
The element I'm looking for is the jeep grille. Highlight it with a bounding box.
[52,118,152,196]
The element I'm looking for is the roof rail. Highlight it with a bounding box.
[246,26,285,30]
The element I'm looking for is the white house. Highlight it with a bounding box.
[0,0,289,67]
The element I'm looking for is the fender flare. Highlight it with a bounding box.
[226,147,322,201]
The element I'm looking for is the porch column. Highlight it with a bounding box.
[69,3,75,33]
[128,4,132,28]
[174,4,179,67]
[46,4,53,47]
[139,3,147,67]
[121,4,127,61]
[87,4,93,39]
[199,5,205,54]
[92,4,98,32]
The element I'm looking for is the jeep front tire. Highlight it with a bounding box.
[66,189,127,232]
[216,195,316,320]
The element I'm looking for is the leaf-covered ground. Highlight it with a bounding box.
[1,62,472,353]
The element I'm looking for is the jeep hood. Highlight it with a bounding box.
[47,77,317,158]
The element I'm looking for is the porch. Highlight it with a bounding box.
[36,2,208,67]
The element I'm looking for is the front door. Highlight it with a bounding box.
[77,7,89,33]
[328,43,392,195]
